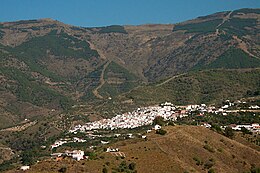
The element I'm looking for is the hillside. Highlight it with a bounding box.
[0,8,258,106]
[120,68,260,107]
[0,9,259,171]
[5,126,260,173]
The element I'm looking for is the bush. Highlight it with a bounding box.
[241,127,252,135]
[204,161,214,169]
[211,124,222,133]
[153,116,165,126]
[58,167,67,173]
[193,157,203,166]
[129,162,136,170]
[208,168,215,173]
[156,129,167,135]
[203,144,215,153]
[224,127,234,138]
[102,167,108,173]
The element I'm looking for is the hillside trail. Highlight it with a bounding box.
[215,11,259,59]
[232,35,260,60]
[92,61,111,99]
[156,73,187,87]
[215,11,233,35]
[87,41,106,60]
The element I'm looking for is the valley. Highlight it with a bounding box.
[0,7,259,173]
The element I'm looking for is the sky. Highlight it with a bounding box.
[0,0,259,27]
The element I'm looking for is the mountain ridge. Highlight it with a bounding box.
[0,8,259,129]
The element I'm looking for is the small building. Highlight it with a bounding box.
[65,150,85,161]
[51,153,64,158]
[106,147,119,152]
[101,141,109,144]
[154,124,161,130]
[20,166,30,171]
[127,133,133,138]
[201,123,211,128]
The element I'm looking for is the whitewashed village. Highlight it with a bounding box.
[47,100,259,164]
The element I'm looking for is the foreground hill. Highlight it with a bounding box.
[6,126,260,173]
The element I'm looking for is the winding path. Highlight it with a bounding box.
[215,11,233,35]
[92,61,111,99]
[156,73,186,87]
[215,11,259,59]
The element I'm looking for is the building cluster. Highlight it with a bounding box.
[229,123,260,134]
[69,100,259,132]
[51,150,86,161]
[69,102,187,132]
[51,137,87,149]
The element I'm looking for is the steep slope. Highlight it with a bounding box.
[144,9,260,81]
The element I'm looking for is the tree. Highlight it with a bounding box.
[129,162,136,170]
[211,124,222,134]
[241,127,252,135]
[208,168,215,173]
[58,167,67,173]
[224,127,234,138]
[153,116,165,126]
[102,167,108,173]
[156,129,167,135]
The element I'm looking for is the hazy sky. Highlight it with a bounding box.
[1,0,259,27]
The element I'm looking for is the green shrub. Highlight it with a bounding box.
[203,144,215,153]
[208,168,215,173]
[193,157,203,166]
[129,162,136,170]
[204,161,214,169]
[224,127,234,138]
[156,129,167,135]
[58,167,67,173]
[102,167,108,173]
[153,116,165,126]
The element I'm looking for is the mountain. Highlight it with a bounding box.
[0,8,260,172]
[0,8,259,129]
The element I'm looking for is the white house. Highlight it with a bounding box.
[101,141,109,144]
[106,147,119,152]
[249,105,260,109]
[65,150,84,161]
[20,166,30,171]
[154,124,161,130]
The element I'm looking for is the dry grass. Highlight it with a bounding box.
[6,126,260,173]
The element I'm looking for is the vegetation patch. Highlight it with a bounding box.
[173,19,222,33]
[156,129,167,135]
[125,69,260,105]
[0,68,73,109]
[96,25,127,34]
[219,18,258,36]
[193,48,260,70]
[231,8,260,17]
[12,30,98,59]
[99,61,140,97]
